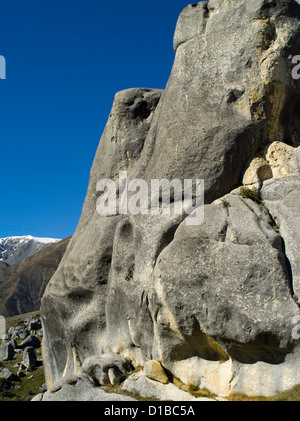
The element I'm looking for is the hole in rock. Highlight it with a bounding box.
[132,101,151,120]
[97,254,112,285]
[125,263,135,282]
[119,221,133,240]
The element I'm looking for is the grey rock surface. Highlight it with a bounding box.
[108,367,123,386]
[122,371,215,401]
[8,325,29,340]
[295,147,300,172]
[81,353,131,386]
[41,0,300,398]
[0,342,15,361]
[9,339,18,349]
[23,346,37,370]
[148,193,298,366]
[20,335,41,349]
[0,368,19,382]
[261,175,300,298]
[34,373,137,401]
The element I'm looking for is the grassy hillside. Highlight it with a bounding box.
[0,237,70,317]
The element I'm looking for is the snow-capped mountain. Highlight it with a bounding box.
[0,236,61,266]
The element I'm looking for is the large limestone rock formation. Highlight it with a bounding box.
[41,0,300,398]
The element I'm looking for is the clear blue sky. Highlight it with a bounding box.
[0,0,194,239]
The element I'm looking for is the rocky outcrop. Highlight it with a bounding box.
[261,175,300,298]
[122,371,216,401]
[0,342,15,361]
[144,360,169,384]
[243,141,299,187]
[41,0,300,398]
[32,373,138,402]
[81,353,132,386]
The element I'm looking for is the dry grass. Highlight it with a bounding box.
[228,384,300,401]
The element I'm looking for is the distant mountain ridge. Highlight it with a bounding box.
[0,237,71,317]
[0,236,61,266]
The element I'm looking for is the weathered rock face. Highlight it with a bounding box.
[261,175,300,298]
[41,0,300,397]
[243,141,299,187]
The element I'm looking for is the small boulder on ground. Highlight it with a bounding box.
[8,326,29,340]
[0,378,12,393]
[20,335,41,349]
[9,339,18,349]
[108,367,124,385]
[23,346,37,370]
[0,342,15,361]
[0,368,19,382]
[144,360,169,384]
[1,333,9,341]
[29,319,41,332]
